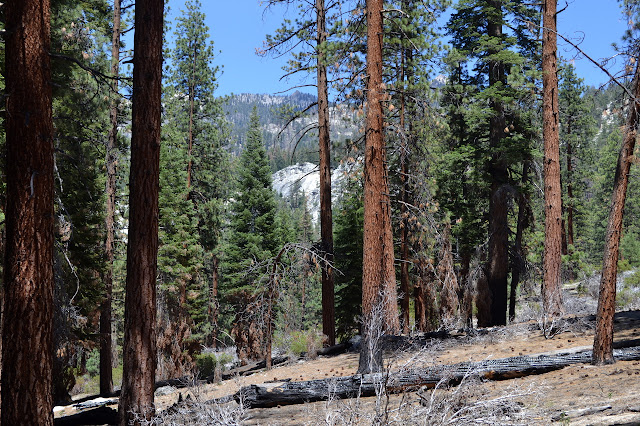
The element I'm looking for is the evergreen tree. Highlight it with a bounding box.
[118,0,163,422]
[334,172,364,340]
[3,0,55,422]
[446,0,539,326]
[164,0,229,349]
[221,107,278,362]
[156,128,204,377]
[558,63,597,272]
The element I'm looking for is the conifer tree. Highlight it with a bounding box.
[446,0,539,326]
[222,107,278,362]
[542,0,563,319]
[558,63,596,259]
[165,0,229,348]
[101,0,123,397]
[3,0,55,422]
[262,0,338,345]
[593,0,640,365]
[118,0,163,422]
[359,0,400,374]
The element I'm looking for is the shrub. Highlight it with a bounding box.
[86,349,100,377]
[195,352,233,378]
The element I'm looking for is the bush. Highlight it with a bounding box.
[195,352,233,378]
[625,270,640,287]
[288,329,324,359]
[86,349,100,377]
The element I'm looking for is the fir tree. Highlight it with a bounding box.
[164,0,229,348]
[221,107,278,362]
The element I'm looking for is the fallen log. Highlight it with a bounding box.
[220,355,290,380]
[235,346,640,408]
[53,405,118,426]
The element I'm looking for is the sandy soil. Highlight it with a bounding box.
[138,310,640,425]
[56,307,640,424]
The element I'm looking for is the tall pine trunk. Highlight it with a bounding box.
[542,0,563,319]
[360,0,400,374]
[592,60,640,365]
[317,0,335,346]
[483,0,509,327]
[510,162,530,322]
[118,0,163,423]
[101,0,121,397]
[399,47,411,335]
[2,1,55,423]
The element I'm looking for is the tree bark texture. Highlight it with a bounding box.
[2,1,55,424]
[542,0,564,318]
[118,0,163,423]
[483,0,509,327]
[317,0,336,347]
[399,47,411,335]
[101,0,121,397]
[510,162,530,322]
[593,61,640,365]
[360,0,400,374]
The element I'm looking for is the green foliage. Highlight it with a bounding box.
[161,0,230,345]
[221,107,279,297]
[86,350,100,377]
[334,171,364,340]
[195,352,233,377]
[625,270,640,287]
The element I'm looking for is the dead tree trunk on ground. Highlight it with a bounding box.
[236,346,640,408]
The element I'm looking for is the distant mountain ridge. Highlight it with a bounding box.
[223,91,359,162]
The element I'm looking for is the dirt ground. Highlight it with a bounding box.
[136,310,640,425]
[56,298,640,424]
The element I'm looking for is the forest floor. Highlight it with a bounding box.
[57,280,640,425]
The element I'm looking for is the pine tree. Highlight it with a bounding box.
[593,0,640,365]
[334,172,364,340]
[48,0,113,402]
[165,0,229,349]
[262,0,338,345]
[558,63,597,273]
[118,0,163,422]
[101,0,123,396]
[446,0,539,326]
[359,0,400,374]
[221,107,278,362]
[3,0,55,422]
[542,0,563,319]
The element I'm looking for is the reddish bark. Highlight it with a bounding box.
[542,0,564,318]
[317,0,335,347]
[359,0,400,374]
[399,47,411,334]
[118,0,164,423]
[593,61,640,365]
[2,0,55,423]
[101,0,121,397]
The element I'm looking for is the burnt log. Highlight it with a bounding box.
[54,406,118,426]
[235,346,640,408]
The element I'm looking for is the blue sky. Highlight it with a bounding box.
[164,0,628,96]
